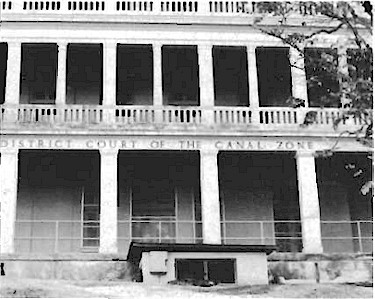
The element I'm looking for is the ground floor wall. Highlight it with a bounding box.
[1,254,372,284]
[11,150,373,255]
[1,142,372,256]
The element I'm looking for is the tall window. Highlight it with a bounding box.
[213,46,249,106]
[0,43,8,104]
[162,46,200,106]
[20,44,57,104]
[304,48,340,107]
[256,47,292,107]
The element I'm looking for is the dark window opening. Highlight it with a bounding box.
[218,152,302,252]
[20,44,57,104]
[0,43,8,104]
[256,47,292,107]
[67,43,103,105]
[347,48,373,81]
[117,44,153,105]
[316,153,373,253]
[346,48,373,108]
[305,48,340,107]
[162,46,199,106]
[176,259,235,283]
[213,46,249,106]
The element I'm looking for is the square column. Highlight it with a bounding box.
[247,45,260,124]
[0,149,19,254]
[198,44,214,124]
[4,42,21,122]
[290,48,309,106]
[102,42,117,123]
[153,43,163,107]
[337,41,350,108]
[295,151,323,253]
[99,149,118,254]
[200,149,221,244]
[55,43,67,106]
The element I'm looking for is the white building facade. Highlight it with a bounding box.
[0,0,372,281]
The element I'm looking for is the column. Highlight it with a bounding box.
[247,45,260,124]
[295,151,323,253]
[337,41,350,108]
[290,47,309,123]
[55,43,67,106]
[200,149,221,244]
[153,43,163,122]
[102,42,117,123]
[198,44,214,124]
[99,149,118,254]
[153,43,163,106]
[0,149,19,254]
[290,48,309,104]
[4,42,21,122]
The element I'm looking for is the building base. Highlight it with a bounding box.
[1,252,372,284]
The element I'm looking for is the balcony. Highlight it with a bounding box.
[0,0,348,26]
[0,104,370,136]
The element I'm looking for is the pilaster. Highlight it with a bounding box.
[153,43,163,107]
[56,43,67,106]
[290,47,309,106]
[99,148,118,254]
[247,45,260,124]
[200,149,221,244]
[4,42,21,122]
[102,42,117,123]
[198,44,214,124]
[295,151,323,253]
[0,148,19,254]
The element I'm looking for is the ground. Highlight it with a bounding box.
[0,278,373,298]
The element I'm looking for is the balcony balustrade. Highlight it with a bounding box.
[0,104,371,134]
[0,0,349,24]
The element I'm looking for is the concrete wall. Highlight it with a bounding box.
[2,254,372,283]
[140,251,269,285]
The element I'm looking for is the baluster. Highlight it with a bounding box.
[357,221,363,252]
[54,221,59,253]
[159,221,162,243]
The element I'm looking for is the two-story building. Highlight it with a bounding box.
[0,0,372,283]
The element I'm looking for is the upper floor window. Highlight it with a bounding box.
[66,43,103,105]
[117,44,153,105]
[213,46,249,107]
[20,43,57,104]
[0,43,7,105]
[256,47,292,107]
[347,48,373,81]
[162,45,200,106]
[304,48,340,108]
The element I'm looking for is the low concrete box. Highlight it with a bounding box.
[127,242,276,285]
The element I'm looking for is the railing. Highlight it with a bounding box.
[14,220,100,254]
[221,220,303,252]
[1,104,371,132]
[118,218,202,246]
[14,105,104,124]
[13,219,373,254]
[14,219,202,254]
[214,107,252,125]
[0,0,358,23]
[321,220,373,253]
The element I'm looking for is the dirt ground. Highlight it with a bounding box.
[0,277,373,298]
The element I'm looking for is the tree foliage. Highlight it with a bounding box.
[254,1,373,193]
